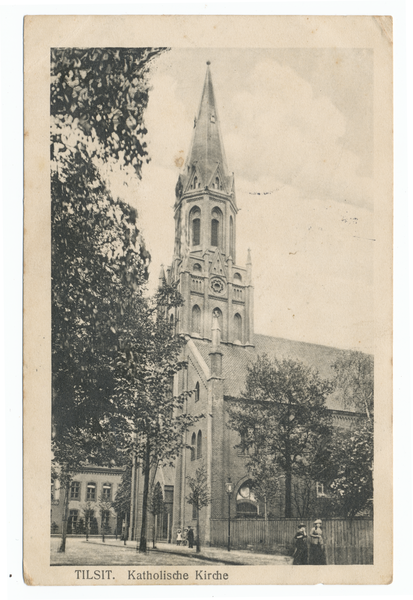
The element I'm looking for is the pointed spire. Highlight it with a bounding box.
[184,62,229,189]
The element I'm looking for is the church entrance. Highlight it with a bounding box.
[236,480,260,518]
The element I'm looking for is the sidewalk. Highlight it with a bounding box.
[82,538,292,566]
[151,541,292,566]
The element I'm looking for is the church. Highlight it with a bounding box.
[128,63,363,546]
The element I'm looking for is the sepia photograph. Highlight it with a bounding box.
[23,15,393,586]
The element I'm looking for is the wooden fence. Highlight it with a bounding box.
[210,518,373,565]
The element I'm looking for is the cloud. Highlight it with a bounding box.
[222,59,373,210]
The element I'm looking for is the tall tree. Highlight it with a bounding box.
[113,284,204,553]
[186,466,212,553]
[331,350,374,420]
[149,482,164,548]
[327,350,374,516]
[328,419,373,517]
[228,354,333,517]
[51,47,166,551]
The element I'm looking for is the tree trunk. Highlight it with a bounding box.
[196,506,200,553]
[58,481,69,552]
[138,438,150,553]
[152,514,156,549]
[284,453,292,518]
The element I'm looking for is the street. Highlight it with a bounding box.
[50,537,292,567]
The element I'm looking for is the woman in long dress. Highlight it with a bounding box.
[309,519,327,565]
[292,523,308,565]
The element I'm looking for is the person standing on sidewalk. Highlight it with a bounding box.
[309,519,327,565]
[176,529,182,546]
[292,523,308,565]
[187,526,194,549]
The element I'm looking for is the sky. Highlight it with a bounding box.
[107,47,374,353]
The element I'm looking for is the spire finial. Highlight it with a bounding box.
[206,60,211,66]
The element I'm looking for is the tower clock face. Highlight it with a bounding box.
[210,277,225,295]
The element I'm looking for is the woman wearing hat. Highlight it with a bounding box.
[292,523,308,565]
[176,528,182,546]
[309,519,327,565]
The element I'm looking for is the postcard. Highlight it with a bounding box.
[23,15,393,585]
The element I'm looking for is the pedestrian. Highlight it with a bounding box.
[187,526,194,549]
[183,527,188,546]
[176,528,182,546]
[292,523,308,565]
[309,519,327,565]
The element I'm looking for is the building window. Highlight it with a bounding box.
[234,313,242,343]
[197,430,202,459]
[211,208,223,247]
[86,482,96,501]
[191,305,201,334]
[211,219,219,247]
[215,176,220,189]
[193,263,202,272]
[194,382,200,403]
[70,481,80,500]
[192,218,200,246]
[193,176,198,189]
[190,207,201,246]
[191,433,196,461]
[102,483,112,501]
[68,509,78,533]
[102,510,111,531]
[316,482,326,497]
[212,307,223,332]
[233,272,242,282]
[84,509,94,532]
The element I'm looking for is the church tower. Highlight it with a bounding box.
[164,62,254,346]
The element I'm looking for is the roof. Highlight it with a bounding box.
[192,333,358,411]
[184,63,230,189]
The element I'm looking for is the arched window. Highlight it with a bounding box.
[215,177,220,189]
[193,175,198,189]
[236,480,258,518]
[191,433,196,461]
[212,307,223,332]
[234,313,242,343]
[195,382,200,402]
[197,430,202,459]
[190,207,201,246]
[193,263,202,272]
[210,207,223,248]
[211,219,219,247]
[229,216,234,257]
[233,272,242,282]
[192,305,201,334]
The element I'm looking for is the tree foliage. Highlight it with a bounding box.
[327,420,373,517]
[332,350,374,420]
[112,285,204,552]
[228,354,333,518]
[50,46,169,551]
[51,47,167,171]
[186,465,212,552]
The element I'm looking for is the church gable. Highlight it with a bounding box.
[207,163,225,192]
[209,247,227,279]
